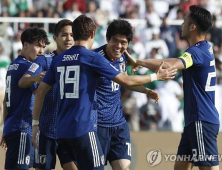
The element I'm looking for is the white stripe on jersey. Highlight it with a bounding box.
[35,132,40,163]
[98,50,105,56]
[18,132,27,164]
[195,121,206,160]
[89,132,100,167]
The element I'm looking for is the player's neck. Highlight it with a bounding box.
[188,34,206,47]
[20,50,30,61]
[74,40,92,49]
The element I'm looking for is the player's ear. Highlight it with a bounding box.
[90,31,95,39]
[53,35,57,43]
[23,42,28,49]
[190,24,197,32]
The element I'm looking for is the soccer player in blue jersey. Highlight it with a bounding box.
[31,15,176,170]
[0,27,50,170]
[19,19,77,170]
[129,5,220,170]
[93,19,162,170]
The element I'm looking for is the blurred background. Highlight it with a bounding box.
[0,0,222,169]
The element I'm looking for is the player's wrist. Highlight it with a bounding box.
[150,73,157,82]
[32,119,39,126]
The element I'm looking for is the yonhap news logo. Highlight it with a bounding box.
[146,149,162,167]
[147,149,222,167]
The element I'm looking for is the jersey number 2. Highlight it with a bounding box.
[57,66,80,99]
[205,60,216,92]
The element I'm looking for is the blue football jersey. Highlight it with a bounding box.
[26,51,58,139]
[178,41,219,126]
[3,56,37,137]
[93,45,127,127]
[42,46,120,138]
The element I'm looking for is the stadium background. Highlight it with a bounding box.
[0,0,222,169]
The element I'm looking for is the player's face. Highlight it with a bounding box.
[26,40,46,61]
[181,12,190,39]
[106,34,129,59]
[54,25,74,53]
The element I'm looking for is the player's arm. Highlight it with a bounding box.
[0,93,8,150]
[125,50,186,72]
[112,62,177,87]
[124,72,159,102]
[136,58,185,71]
[19,72,46,88]
[32,82,52,149]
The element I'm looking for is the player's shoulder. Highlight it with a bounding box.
[44,51,56,58]
[93,45,106,55]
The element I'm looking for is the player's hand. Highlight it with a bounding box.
[0,135,7,150]
[35,71,46,84]
[156,61,177,80]
[124,50,142,74]
[146,89,160,103]
[32,125,39,149]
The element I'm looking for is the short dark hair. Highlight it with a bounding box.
[53,19,73,37]
[189,5,213,33]
[106,19,133,43]
[21,27,50,45]
[72,15,96,41]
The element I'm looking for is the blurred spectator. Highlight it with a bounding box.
[181,0,199,16]
[11,32,22,60]
[18,10,30,31]
[140,20,153,45]
[139,94,160,131]
[144,27,169,58]
[85,0,98,19]
[0,43,10,126]
[64,2,82,20]
[156,80,183,131]
[209,15,222,49]
[63,0,86,13]
[145,2,162,27]
[160,15,178,58]
[122,88,140,131]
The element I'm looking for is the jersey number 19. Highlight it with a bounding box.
[57,66,80,99]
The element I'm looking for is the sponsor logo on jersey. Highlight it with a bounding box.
[120,57,123,62]
[28,63,39,73]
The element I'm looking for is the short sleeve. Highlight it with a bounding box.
[91,53,120,80]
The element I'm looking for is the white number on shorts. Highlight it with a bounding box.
[126,142,131,156]
[57,66,80,99]
[6,76,11,107]
[205,60,216,92]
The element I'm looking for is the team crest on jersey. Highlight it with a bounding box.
[40,155,46,164]
[120,57,123,62]
[28,63,39,73]
[119,63,125,73]
[101,155,105,165]
[25,155,30,165]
